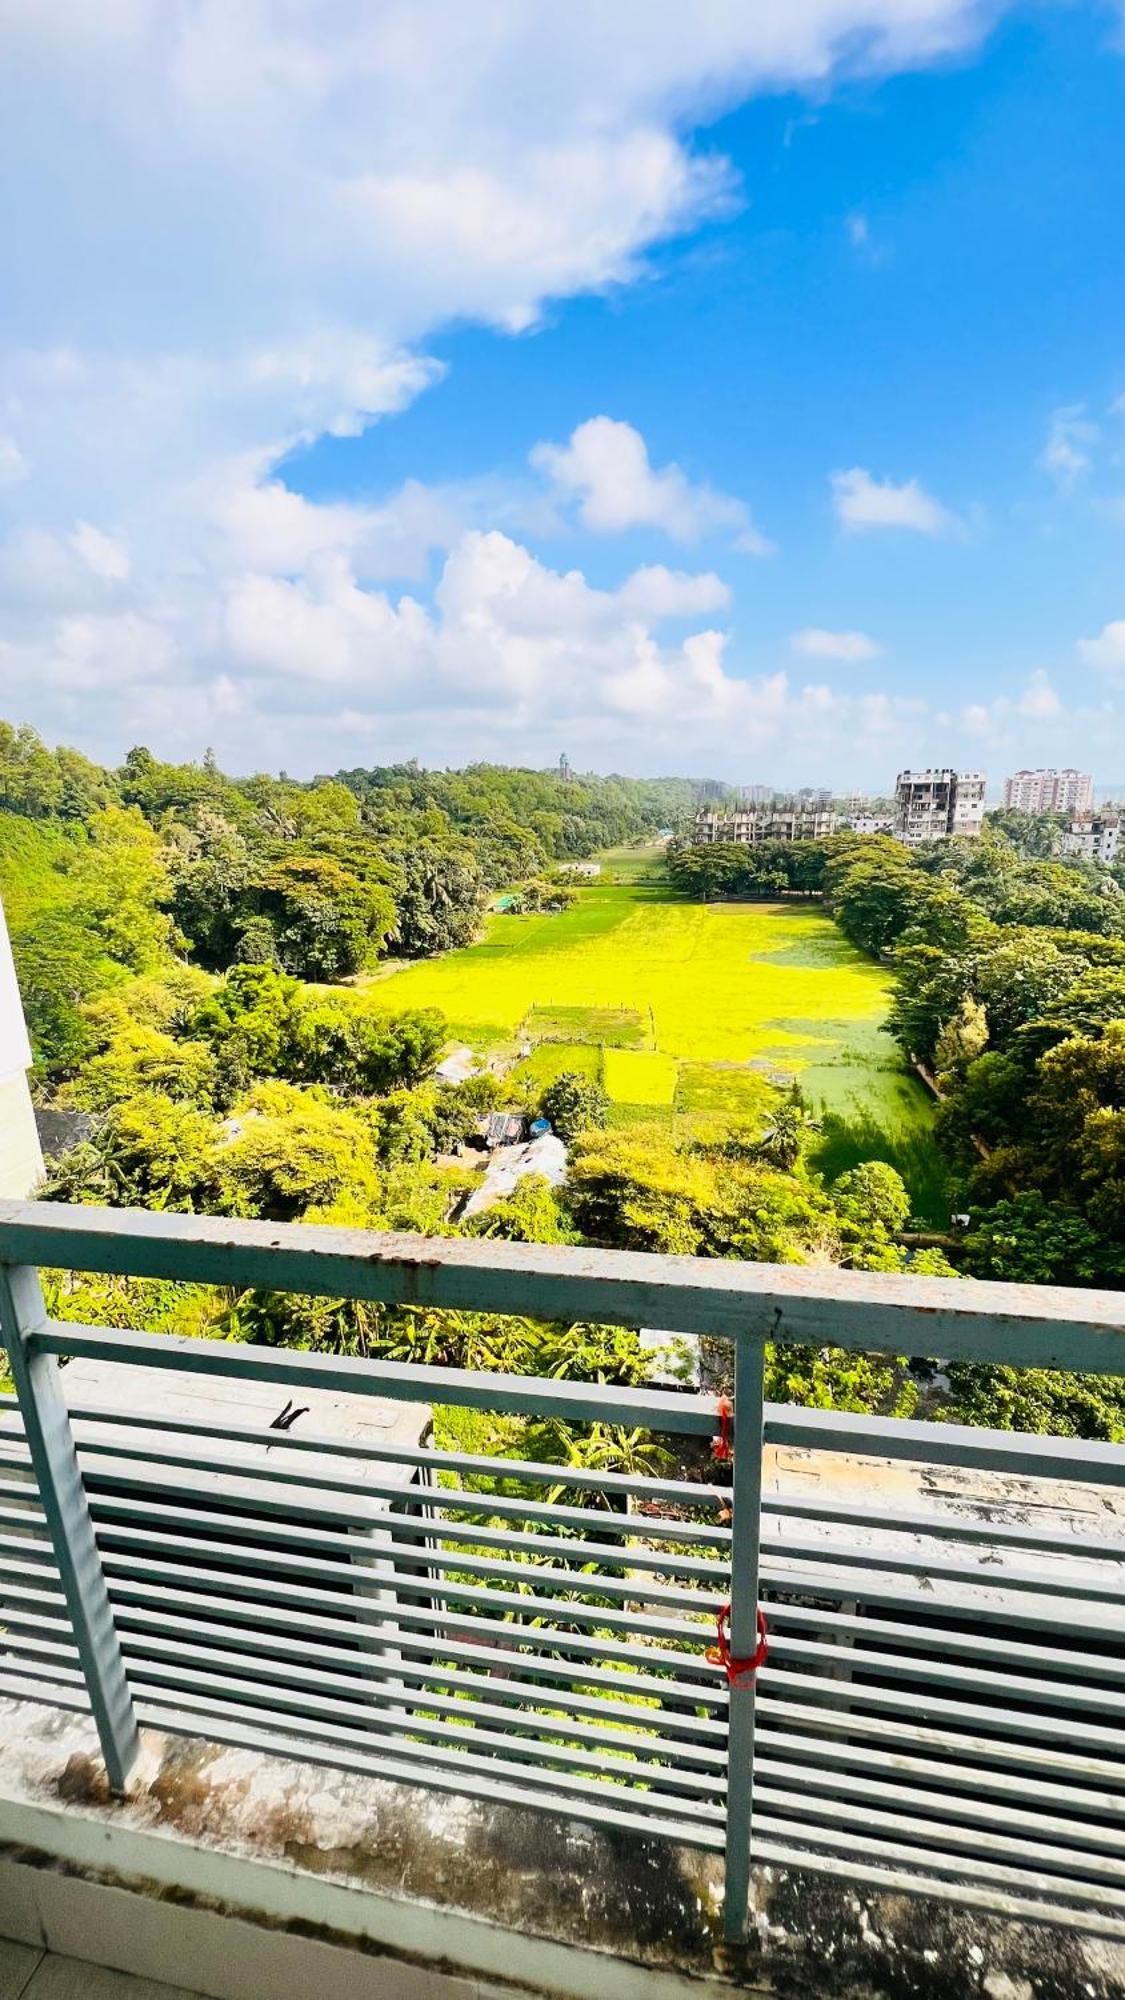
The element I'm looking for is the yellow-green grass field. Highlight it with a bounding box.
[363,861,946,1217]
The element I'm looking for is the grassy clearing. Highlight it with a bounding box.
[363,851,943,1214]
[364,884,891,1067]
[525,1003,647,1047]
[810,1108,948,1225]
[604,1048,679,1106]
[511,1041,603,1091]
[606,1100,674,1132]
[674,1063,777,1144]
[596,841,670,884]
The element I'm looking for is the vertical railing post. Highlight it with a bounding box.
[0,1262,140,1793]
[722,1335,766,1942]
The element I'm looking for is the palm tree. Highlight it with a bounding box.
[755,1097,805,1171]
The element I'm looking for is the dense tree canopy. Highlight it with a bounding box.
[8,719,1125,1443]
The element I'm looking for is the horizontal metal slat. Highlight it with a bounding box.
[36,1319,717,1435]
[753,1811,1125,1915]
[107,1577,725,1702]
[767,1632,1125,1722]
[0,1629,81,1671]
[0,1535,59,1568]
[760,1664,1125,1754]
[62,1411,729,1522]
[0,1604,73,1642]
[759,1559,1123,1640]
[125,1675,723,1822]
[95,1539,717,1644]
[0,1667,88,1713]
[756,1752,1125,1860]
[755,1780,1125,1889]
[763,1489,1125,1562]
[82,1474,729,1584]
[121,1651,725,1795]
[750,1837,1125,1939]
[117,1620,726,1752]
[761,1524,1125,1607]
[756,1695,1125,1790]
[88,1501,723,1614]
[764,1600,1125,1686]
[0,1654,86,1695]
[764,1403,1125,1486]
[756,1727,1125,1825]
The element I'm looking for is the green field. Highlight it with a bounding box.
[364,853,946,1217]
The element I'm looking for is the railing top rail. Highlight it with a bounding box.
[29,1318,718,1433]
[3,1200,1125,1374]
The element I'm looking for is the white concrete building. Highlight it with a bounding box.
[1003,767,1093,814]
[844,812,895,835]
[1061,815,1121,866]
[0,895,42,1197]
[894,769,985,844]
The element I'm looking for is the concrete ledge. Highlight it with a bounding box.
[0,1704,720,2000]
[2,1701,1124,2000]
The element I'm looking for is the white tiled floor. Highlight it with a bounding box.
[0,1941,207,2000]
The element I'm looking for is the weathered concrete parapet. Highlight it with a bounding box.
[0,1698,1122,2000]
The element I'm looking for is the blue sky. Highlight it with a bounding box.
[2,2,1125,786]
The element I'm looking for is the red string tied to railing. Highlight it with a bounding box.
[712,1392,733,1462]
[706,1603,768,1688]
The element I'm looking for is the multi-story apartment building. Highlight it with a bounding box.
[845,812,895,836]
[692,806,838,845]
[1003,768,1093,815]
[894,769,986,844]
[1060,815,1121,866]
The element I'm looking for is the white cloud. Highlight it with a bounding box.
[1078,620,1125,678]
[1017,667,1060,719]
[790,626,880,661]
[831,466,957,535]
[220,531,745,725]
[71,522,130,582]
[531,417,772,552]
[0,437,28,486]
[957,671,1066,741]
[0,0,1019,769]
[1040,405,1098,493]
[12,506,1104,780]
[616,566,731,617]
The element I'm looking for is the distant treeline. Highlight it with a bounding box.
[0,719,707,1071]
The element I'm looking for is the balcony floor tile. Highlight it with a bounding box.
[17,1955,206,2000]
[0,1940,40,2000]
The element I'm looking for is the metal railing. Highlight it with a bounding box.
[1,1199,1124,1945]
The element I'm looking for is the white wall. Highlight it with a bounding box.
[0,896,33,1084]
[0,894,43,1195]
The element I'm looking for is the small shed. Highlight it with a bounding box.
[483,1110,527,1149]
[462,1131,568,1219]
[433,1044,478,1085]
